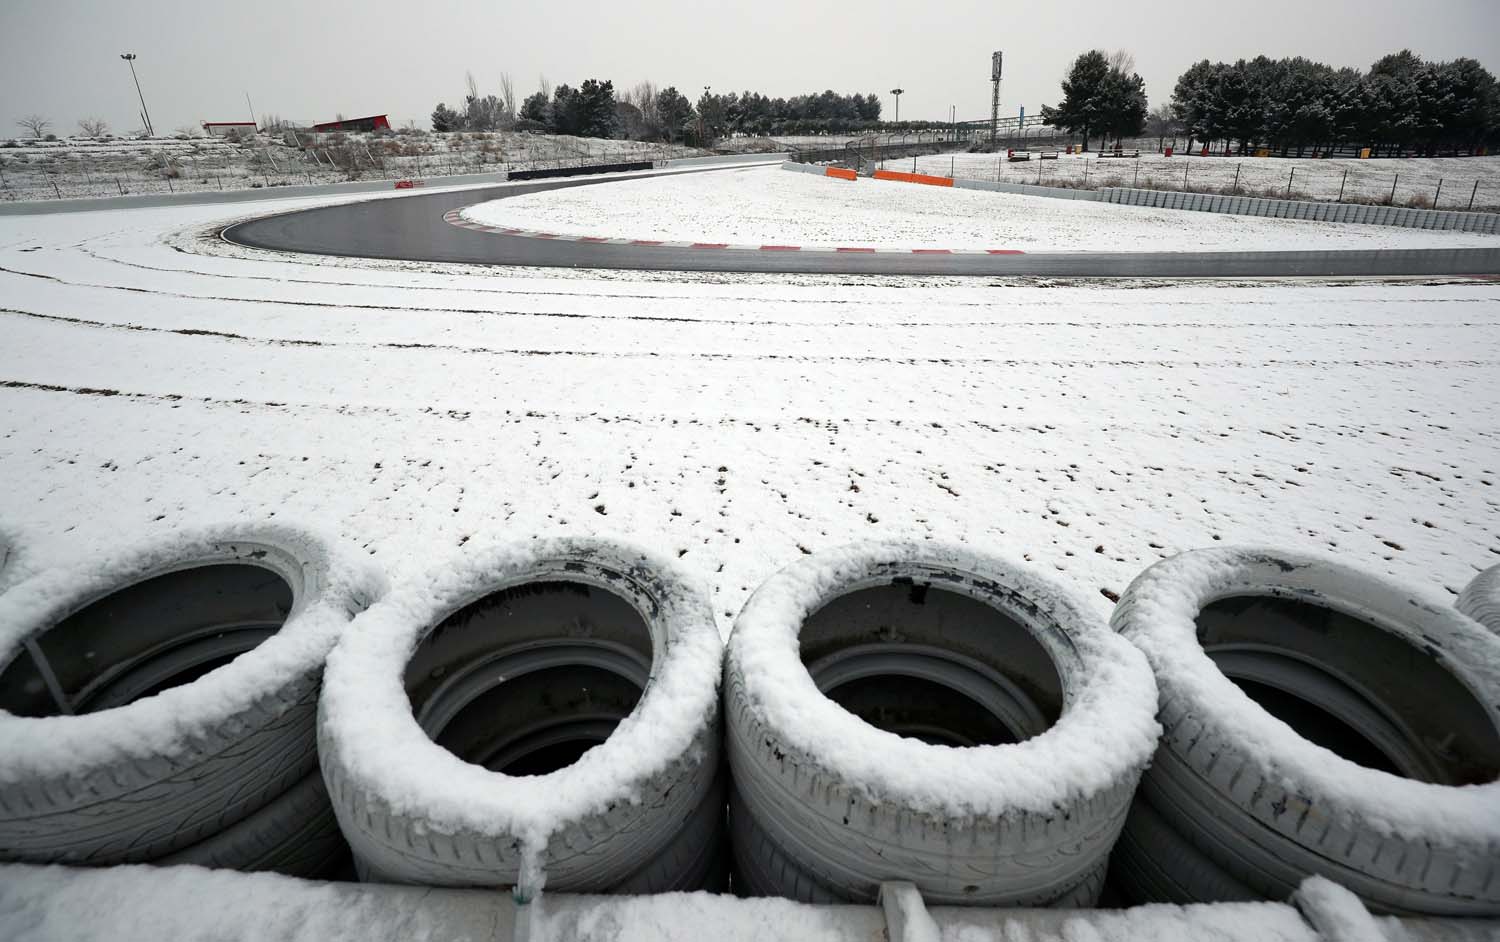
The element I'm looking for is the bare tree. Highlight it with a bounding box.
[538,73,552,101]
[77,116,110,137]
[17,114,51,138]
[1107,50,1136,74]
[466,71,481,106]
[498,73,517,125]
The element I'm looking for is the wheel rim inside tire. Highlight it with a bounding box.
[798,581,1063,747]
[1199,595,1500,785]
[405,579,654,777]
[0,564,293,717]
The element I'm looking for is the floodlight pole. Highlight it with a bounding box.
[990,51,1003,146]
[890,88,904,124]
[120,53,154,137]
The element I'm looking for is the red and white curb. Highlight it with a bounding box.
[442,209,1024,255]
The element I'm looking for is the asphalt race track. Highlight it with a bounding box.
[223,167,1500,278]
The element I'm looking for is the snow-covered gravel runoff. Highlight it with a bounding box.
[904,152,1500,212]
[0,174,1497,642]
[461,165,1500,251]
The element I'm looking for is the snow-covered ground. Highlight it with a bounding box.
[462,165,1500,251]
[901,152,1500,212]
[0,173,1496,640]
[0,131,704,202]
[0,862,1342,942]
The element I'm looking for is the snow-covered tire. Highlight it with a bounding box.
[318,538,723,893]
[0,525,23,595]
[1458,565,1500,636]
[1107,796,1258,906]
[159,771,348,878]
[0,525,380,866]
[728,786,1109,907]
[1113,547,1500,916]
[724,541,1159,906]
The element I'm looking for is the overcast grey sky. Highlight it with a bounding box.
[3,0,1498,136]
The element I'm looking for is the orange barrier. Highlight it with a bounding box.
[824,166,858,181]
[872,169,954,187]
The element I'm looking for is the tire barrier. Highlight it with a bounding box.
[0,525,380,873]
[317,538,724,892]
[507,161,654,182]
[724,541,1160,906]
[5,531,1498,919]
[1110,548,1500,916]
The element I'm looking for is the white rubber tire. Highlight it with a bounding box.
[1458,565,1500,636]
[0,525,22,595]
[1113,547,1500,916]
[318,538,723,892]
[728,787,1108,907]
[159,771,348,878]
[724,541,1160,906]
[0,525,381,866]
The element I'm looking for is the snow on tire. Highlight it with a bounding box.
[1113,547,1500,916]
[0,525,380,866]
[317,537,723,892]
[1458,564,1500,636]
[724,541,1159,906]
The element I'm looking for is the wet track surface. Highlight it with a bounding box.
[223,168,1500,278]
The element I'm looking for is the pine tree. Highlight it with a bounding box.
[430,103,463,132]
[1041,51,1112,150]
[519,92,549,126]
[655,87,694,144]
[577,79,619,138]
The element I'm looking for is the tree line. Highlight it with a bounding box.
[1171,51,1499,156]
[1041,47,1500,157]
[432,76,886,142]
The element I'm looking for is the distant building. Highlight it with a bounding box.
[312,115,391,133]
[202,121,257,137]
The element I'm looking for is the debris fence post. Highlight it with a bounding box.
[1183,163,1190,192]
[1133,162,1140,187]
[115,176,124,195]
[1388,173,1398,206]
[1468,180,1479,211]
[1433,178,1443,208]
[1338,169,1348,202]
[1286,167,1295,198]
[52,179,62,199]
[1232,164,1240,195]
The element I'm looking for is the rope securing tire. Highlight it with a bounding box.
[317,537,724,892]
[724,541,1159,906]
[1112,547,1500,916]
[1458,564,1500,636]
[0,524,381,868]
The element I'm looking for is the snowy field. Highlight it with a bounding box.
[0,171,1497,639]
[0,131,703,202]
[462,165,1500,251]
[901,152,1500,212]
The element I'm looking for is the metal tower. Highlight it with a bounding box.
[990,51,1003,146]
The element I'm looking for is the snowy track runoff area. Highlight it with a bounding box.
[464,164,1500,251]
[1,171,1497,627]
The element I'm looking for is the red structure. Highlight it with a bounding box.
[312,115,391,133]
